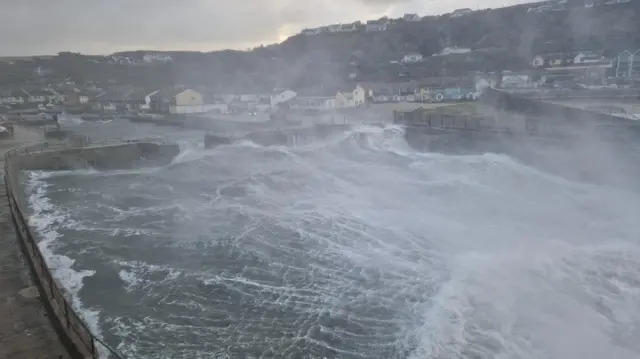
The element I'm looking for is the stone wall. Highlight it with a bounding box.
[205,124,354,148]
[12,142,180,171]
[480,87,640,140]
[481,88,625,126]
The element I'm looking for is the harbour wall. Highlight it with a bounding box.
[398,88,640,191]
[12,141,180,171]
[480,87,640,140]
[481,88,636,127]
[4,139,181,359]
[399,87,640,154]
[205,124,355,148]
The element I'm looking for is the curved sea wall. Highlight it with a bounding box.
[4,140,180,359]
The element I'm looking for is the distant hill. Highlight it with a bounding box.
[0,56,54,63]
[190,0,639,89]
[1,0,638,91]
[143,0,640,89]
[268,1,639,75]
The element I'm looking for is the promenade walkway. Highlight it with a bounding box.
[0,126,69,359]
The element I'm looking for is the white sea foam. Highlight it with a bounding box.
[116,259,181,293]
[24,171,107,356]
[23,125,640,358]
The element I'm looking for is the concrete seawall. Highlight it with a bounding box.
[481,88,638,127]
[400,88,640,153]
[13,141,180,171]
[480,88,640,141]
[3,139,180,359]
[205,124,355,148]
[397,89,640,192]
[0,126,72,359]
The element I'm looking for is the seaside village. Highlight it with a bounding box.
[0,0,638,125]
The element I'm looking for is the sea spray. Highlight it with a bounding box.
[24,124,640,358]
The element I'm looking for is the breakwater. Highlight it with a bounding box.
[394,88,640,191]
[205,124,354,148]
[500,88,640,100]
[481,87,640,141]
[13,140,180,171]
[396,87,640,150]
[481,88,636,127]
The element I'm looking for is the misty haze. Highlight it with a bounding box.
[0,1,640,359]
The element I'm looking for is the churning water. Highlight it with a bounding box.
[22,121,640,358]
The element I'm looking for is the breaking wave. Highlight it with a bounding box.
[24,124,640,358]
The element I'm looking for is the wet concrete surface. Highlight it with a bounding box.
[0,125,69,359]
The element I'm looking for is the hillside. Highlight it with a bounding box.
[268,1,639,79]
[2,0,638,91]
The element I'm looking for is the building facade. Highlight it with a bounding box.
[616,49,640,78]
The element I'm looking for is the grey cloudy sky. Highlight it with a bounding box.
[0,0,537,56]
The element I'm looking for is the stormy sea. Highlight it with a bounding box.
[21,117,640,359]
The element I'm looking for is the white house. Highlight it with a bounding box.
[474,77,497,93]
[366,20,387,32]
[532,55,546,67]
[22,89,51,103]
[573,51,607,64]
[169,89,204,114]
[139,90,159,111]
[289,96,336,110]
[336,85,367,107]
[110,56,137,65]
[401,53,423,64]
[63,91,90,106]
[143,52,173,63]
[327,24,342,33]
[616,49,640,78]
[403,14,421,22]
[270,89,297,106]
[44,88,64,103]
[77,94,90,104]
[451,8,473,18]
[151,89,228,114]
[338,23,358,32]
[94,91,121,111]
[0,91,24,104]
[500,72,535,88]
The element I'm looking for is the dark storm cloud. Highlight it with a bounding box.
[0,0,538,56]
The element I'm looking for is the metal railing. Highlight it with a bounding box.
[1,138,156,359]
